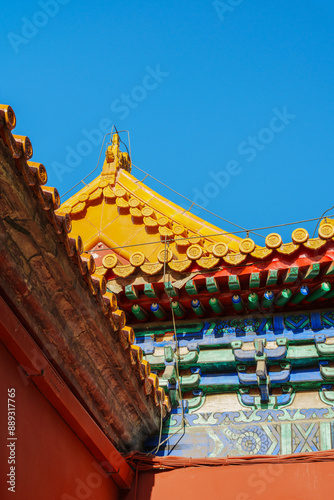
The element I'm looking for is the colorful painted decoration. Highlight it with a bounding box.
[53,129,334,461]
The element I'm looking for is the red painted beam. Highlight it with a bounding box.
[0,295,134,489]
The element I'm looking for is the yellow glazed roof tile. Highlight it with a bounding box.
[118,170,241,250]
[58,133,333,276]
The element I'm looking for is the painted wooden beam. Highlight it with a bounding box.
[303,263,320,280]
[247,293,259,310]
[228,275,240,291]
[266,269,278,287]
[150,303,167,320]
[164,281,178,297]
[206,277,220,293]
[132,304,148,321]
[262,290,274,309]
[185,279,198,296]
[209,297,224,315]
[191,299,205,317]
[325,261,334,276]
[249,272,260,289]
[170,301,186,318]
[232,294,244,312]
[125,284,138,300]
[323,289,334,300]
[283,267,299,284]
[275,288,292,307]
[305,282,331,302]
[144,283,157,298]
[290,285,309,304]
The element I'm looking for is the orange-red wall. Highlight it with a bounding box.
[123,458,334,500]
[0,341,120,500]
[4,336,334,500]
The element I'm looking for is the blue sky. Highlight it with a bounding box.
[2,0,334,243]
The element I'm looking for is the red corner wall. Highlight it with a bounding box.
[3,335,334,500]
[122,460,334,500]
[0,341,120,500]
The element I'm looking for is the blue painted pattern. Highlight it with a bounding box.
[145,407,334,457]
[135,314,334,351]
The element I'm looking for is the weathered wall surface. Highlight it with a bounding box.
[0,133,161,451]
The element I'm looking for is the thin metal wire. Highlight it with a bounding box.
[164,236,185,429]
[147,423,186,455]
[169,305,186,445]
[60,138,334,241]
[152,399,163,456]
[131,163,264,237]
[312,205,334,238]
[87,212,334,254]
[148,238,186,456]
[60,128,132,199]
[162,236,168,288]
[60,130,114,199]
[183,202,195,214]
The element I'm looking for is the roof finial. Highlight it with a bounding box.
[112,132,120,146]
[102,132,131,176]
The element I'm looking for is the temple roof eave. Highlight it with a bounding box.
[0,105,170,452]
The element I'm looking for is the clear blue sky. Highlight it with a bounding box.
[2,0,334,243]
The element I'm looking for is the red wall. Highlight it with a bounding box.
[4,335,334,500]
[0,341,120,500]
[123,458,334,500]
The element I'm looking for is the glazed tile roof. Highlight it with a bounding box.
[59,134,334,280]
[0,105,170,442]
[58,133,334,323]
[59,134,246,276]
